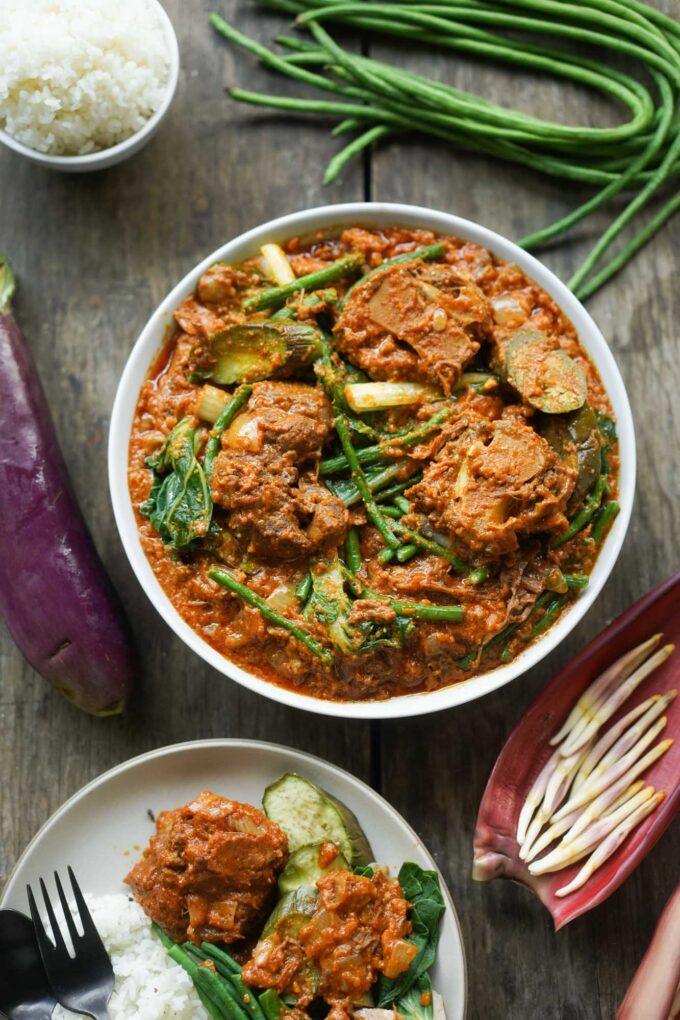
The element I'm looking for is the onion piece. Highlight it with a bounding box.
[260,243,296,285]
[265,583,298,613]
[550,634,662,748]
[559,644,674,757]
[344,381,439,412]
[554,791,666,897]
[195,383,229,424]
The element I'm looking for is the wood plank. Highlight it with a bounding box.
[0,0,367,891]
[369,4,680,1016]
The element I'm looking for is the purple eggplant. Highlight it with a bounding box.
[0,257,135,715]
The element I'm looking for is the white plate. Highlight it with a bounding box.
[109,201,636,719]
[1,739,466,1018]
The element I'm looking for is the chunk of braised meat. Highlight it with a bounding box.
[242,869,416,1020]
[408,412,576,558]
[211,382,348,560]
[125,791,288,945]
[334,260,492,394]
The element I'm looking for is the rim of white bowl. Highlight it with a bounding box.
[0,0,180,170]
[109,201,636,720]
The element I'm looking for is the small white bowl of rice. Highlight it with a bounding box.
[0,0,180,172]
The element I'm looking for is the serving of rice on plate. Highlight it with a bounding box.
[0,0,171,156]
[53,894,208,1020]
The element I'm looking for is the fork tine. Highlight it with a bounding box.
[54,870,81,945]
[27,883,50,952]
[39,878,67,954]
[67,866,98,938]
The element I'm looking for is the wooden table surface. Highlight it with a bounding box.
[1,2,678,1016]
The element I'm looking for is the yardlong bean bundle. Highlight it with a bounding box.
[210,0,680,299]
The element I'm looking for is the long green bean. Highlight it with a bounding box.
[361,585,464,621]
[390,520,468,574]
[551,474,608,548]
[243,254,362,312]
[209,567,334,665]
[531,594,568,638]
[203,384,253,479]
[591,500,621,542]
[210,0,680,297]
[345,526,362,572]
[319,404,452,476]
[335,415,401,548]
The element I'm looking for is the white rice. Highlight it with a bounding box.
[53,894,209,1020]
[0,0,170,155]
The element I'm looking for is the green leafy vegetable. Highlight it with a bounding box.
[396,974,435,1020]
[141,417,212,549]
[377,862,446,1006]
[595,412,618,445]
[304,557,414,656]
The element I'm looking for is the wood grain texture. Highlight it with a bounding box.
[0,1,678,1018]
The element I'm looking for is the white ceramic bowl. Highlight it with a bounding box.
[0,1,179,173]
[109,202,636,720]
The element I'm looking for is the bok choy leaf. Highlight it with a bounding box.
[141,417,212,549]
[395,974,435,1020]
[377,863,446,1006]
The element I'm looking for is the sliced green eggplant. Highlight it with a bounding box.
[258,886,320,999]
[206,321,323,385]
[540,405,602,509]
[278,841,350,894]
[261,884,318,939]
[503,329,587,414]
[263,773,373,867]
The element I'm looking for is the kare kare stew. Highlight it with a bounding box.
[128,226,619,701]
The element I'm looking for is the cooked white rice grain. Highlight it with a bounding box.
[52,894,209,1020]
[0,0,170,155]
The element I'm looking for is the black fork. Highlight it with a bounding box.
[27,867,114,1020]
